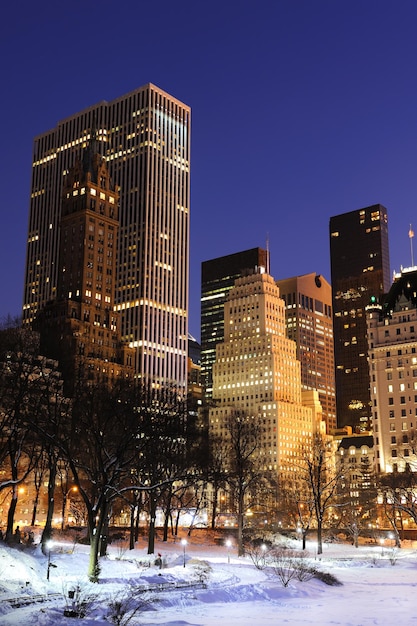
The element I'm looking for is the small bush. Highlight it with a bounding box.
[246,543,270,570]
[107,592,151,626]
[190,559,212,585]
[269,548,300,587]
[63,581,99,618]
[388,548,398,566]
[293,561,316,582]
[313,570,342,586]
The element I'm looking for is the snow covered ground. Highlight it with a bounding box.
[0,530,416,625]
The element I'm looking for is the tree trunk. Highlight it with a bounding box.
[147,492,157,554]
[61,493,67,531]
[31,487,40,527]
[41,459,57,554]
[129,505,135,550]
[88,503,107,582]
[99,508,109,557]
[317,519,323,555]
[211,483,218,530]
[6,485,18,543]
[88,530,101,582]
[237,493,244,557]
[302,528,307,551]
[134,499,141,542]
[162,508,169,542]
[174,509,180,537]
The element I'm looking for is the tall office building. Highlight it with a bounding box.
[34,135,134,393]
[330,205,390,431]
[23,84,190,391]
[201,248,268,398]
[209,269,322,475]
[367,266,417,474]
[276,273,336,432]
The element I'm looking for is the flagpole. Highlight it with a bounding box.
[409,224,415,267]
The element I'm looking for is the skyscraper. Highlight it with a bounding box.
[34,134,134,393]
[24,84,190,391]
[209,269,322,475]
[276,273,336,432]
[367,266,417,474]
[201,248,268,398]
[329,205,390,431]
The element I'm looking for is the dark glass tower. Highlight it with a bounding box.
[201,247,268,398]
[329,204,390,431]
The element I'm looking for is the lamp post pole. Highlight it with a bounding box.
[46,541,53,580]
[181,538,187,567]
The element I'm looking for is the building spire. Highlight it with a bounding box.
[82,116,102,182]
[409,224,415,267]
[266,233,270,274]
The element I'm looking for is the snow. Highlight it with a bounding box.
[0,531,416,625]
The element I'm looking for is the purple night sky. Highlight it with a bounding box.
[1,0,416,339]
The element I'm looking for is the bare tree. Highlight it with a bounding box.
[279,477,315,550]
[220,411,268,556]
[0,326,48,541]
[59,380,139,581]
[294,433,342,555]
[379,470,417,545]
[337,454,378,548]
[131,386,189,554]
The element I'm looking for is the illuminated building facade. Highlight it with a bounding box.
[201,248,268,398]
[330,205,390,431]
[367,267,417,473]
[24,84,190,390]
[276,273,336,432]
[34,135,134,393]
[209,269,321,475]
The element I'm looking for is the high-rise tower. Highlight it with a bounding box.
[276,273,336,432]
[34,134,134,393]
[367,266,417,474]
[329,205,390,431]
[201,248,268,398]
[209,269,321,475]
[24,84,190,391]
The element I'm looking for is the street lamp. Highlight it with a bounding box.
[46,540,54,581]
[226,539,232,564]
[181,538,187,567]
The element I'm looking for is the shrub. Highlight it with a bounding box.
[269,548,300,587]
[107,592,151,626]
[63,581,99,618]
[313,570,342,586]
[246,543,270,570]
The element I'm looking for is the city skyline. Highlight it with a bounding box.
[1,1,417,339]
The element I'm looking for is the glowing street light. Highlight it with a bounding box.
[181,538,187,567]
[226,539,232,564]
[46,540,55,581]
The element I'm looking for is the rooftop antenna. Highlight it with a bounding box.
[266,233,270,274]
[409,224,415,267]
